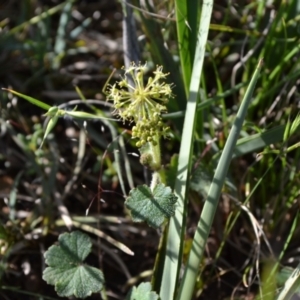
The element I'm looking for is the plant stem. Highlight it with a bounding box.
[149,135,162,191]
[150,171,160,192]
[149,136,162,171]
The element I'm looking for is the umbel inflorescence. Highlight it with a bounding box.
[106,63,174,147]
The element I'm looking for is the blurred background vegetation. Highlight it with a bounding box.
[0,0,300,299]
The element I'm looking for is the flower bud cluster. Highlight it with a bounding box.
[106,63,173,147]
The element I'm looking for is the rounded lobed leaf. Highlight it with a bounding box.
[125,183,177,228]
[125,282,160,300]
[43,231,105,299]
[44,230,92,267]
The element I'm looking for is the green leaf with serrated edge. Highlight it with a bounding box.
[43,231,104,299]
[125,184,177,228]
[125,282,160,300]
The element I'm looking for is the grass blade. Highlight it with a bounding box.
[232,125,285,157]
[277,261,300,300]
[176,58,264,300]
[52,0,73,69]
[159,2,214,299]
[2,88,51,110]
[175,0,200,96]
[7,0,76,36]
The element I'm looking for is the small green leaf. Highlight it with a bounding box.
[44,106,60,117]
[43,231,105,299]
[125,282,160,300]
[40,116,59,148]
[125,184,177,228]
[2,88,51,110]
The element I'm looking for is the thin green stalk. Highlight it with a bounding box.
[269,212,299,280]
[215,155,280,262]
[176,59,263,300]
[150,138,168,293]
[7,0,75,36]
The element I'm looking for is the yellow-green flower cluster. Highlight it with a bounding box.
[106,63,173,147]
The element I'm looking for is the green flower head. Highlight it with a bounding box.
[106,62,173,147]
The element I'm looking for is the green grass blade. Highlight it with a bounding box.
[9,171,24,221]
[174,0,200,96]
[2,88,51,110]
[163,82,246,119]
[54,1,72,54]
[232,125,285,158]
[276,261,300,300]
[118,134,135,190]
[7,0,76,36]
[268,45,300,82]
[69,17,92,39]
[40,116,59,148]
[269,213,299,284]
[159,2,214,299]
[176,58,263,300]
[52,0,73,69]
